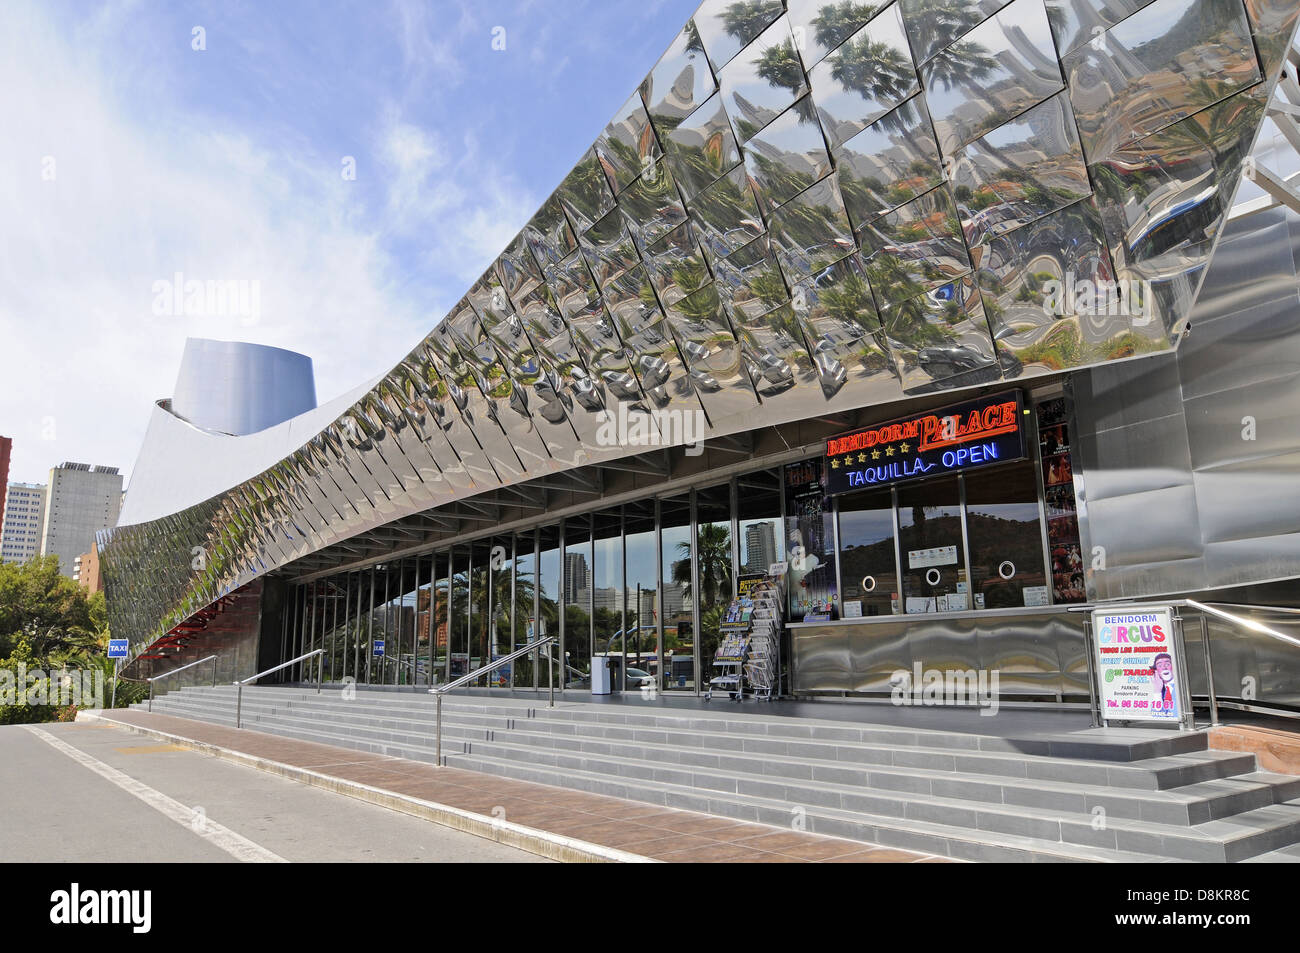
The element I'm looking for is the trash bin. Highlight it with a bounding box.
[591,656,612,695]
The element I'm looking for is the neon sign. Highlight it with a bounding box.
[825,391,1026,494]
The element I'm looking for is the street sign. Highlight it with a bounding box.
[373,640,385,657]
[108,639,129,659]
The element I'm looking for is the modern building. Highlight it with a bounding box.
[73,547,103,594]
[1,482,47,565]
[743,521,776,574]
[562,552,589,605]
[101,0,1300,734]
[41,463,122,577]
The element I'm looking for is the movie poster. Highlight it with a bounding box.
[1038,396,1085,603]
[783,459,838,621]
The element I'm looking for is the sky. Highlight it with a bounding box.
[0,0,699,487]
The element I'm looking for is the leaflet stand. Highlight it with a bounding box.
[706,570,786,702]
[707,632,749,701]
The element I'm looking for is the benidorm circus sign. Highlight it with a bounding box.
[825,391,1026,495]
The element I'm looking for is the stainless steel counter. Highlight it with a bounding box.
[788,605,1089,698]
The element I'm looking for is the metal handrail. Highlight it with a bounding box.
[1072,598,1300,726]
[235,648,324,728]
[1187,600,1300,648]
[147,654,219,712]
[429,635,556,765]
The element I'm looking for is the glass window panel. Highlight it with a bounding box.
[897,477,967,612]
[737,468,785,575]
[415,558,432,686]
[965,464,1048,609]
[433,552,450,686]
[399,558,419,687]
[661,494,695,692]
[593,508,625,690]
[837,486,898,616]
[538,524,562,689]
[784,459,839,619]
[468,541,492,686]
[449,547,470,680]
[695,483,734,684]
[381,562,398,687]
[324,575,347,683]
[563,515,593,688]
[485,536,513,688]
[512,531,537,688]
[625,501,658,689]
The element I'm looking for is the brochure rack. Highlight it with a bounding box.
[706,571,786,702]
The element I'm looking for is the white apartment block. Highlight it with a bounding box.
[1,482,47,564]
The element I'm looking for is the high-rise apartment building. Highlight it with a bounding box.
[563,552,589,605]
[40,463,123,577]
[743,521,777,575]
[1,482,47,565]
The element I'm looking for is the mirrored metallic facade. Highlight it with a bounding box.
[103,0,1300,661]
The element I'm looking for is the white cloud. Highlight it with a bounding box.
[0,2,425,488]
[374,110,538,285]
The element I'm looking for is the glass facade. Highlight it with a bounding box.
[277,389,1073,693]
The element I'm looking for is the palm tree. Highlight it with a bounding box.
[671,522,733,607]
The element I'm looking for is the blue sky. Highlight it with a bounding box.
[0,0,699,487]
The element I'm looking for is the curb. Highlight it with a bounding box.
[79,709,658,864]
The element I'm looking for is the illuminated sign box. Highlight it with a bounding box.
[825,391,1026,495]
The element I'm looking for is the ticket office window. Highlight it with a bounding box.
[835,460,1048,615]
[897,478,968,614]
[837,487,897,617]
[965,466,1049,609]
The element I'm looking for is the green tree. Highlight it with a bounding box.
[0,556,98,659]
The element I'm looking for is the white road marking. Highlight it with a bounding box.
[25,726,287,863]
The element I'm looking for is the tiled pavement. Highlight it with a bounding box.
[100,709,950,863]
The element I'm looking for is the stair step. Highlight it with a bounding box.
[128,686,1300,862]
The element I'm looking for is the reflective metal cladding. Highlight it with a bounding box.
[102,0,1300,653]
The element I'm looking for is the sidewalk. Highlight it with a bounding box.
[93,709,950,863]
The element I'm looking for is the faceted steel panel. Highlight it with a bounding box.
[103,0,1300,654]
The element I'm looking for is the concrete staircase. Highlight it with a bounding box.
[132,685,1300,863]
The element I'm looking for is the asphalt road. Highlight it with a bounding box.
[2,722,548,863]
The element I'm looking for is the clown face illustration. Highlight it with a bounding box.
[1151,653,1176,713]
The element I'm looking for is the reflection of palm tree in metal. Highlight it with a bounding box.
[829,36,916,124]
[811,2,885,51]
[720,1,781,43]
[923,38,998,117]
[902,0,987,61]
[756,39,808,96]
